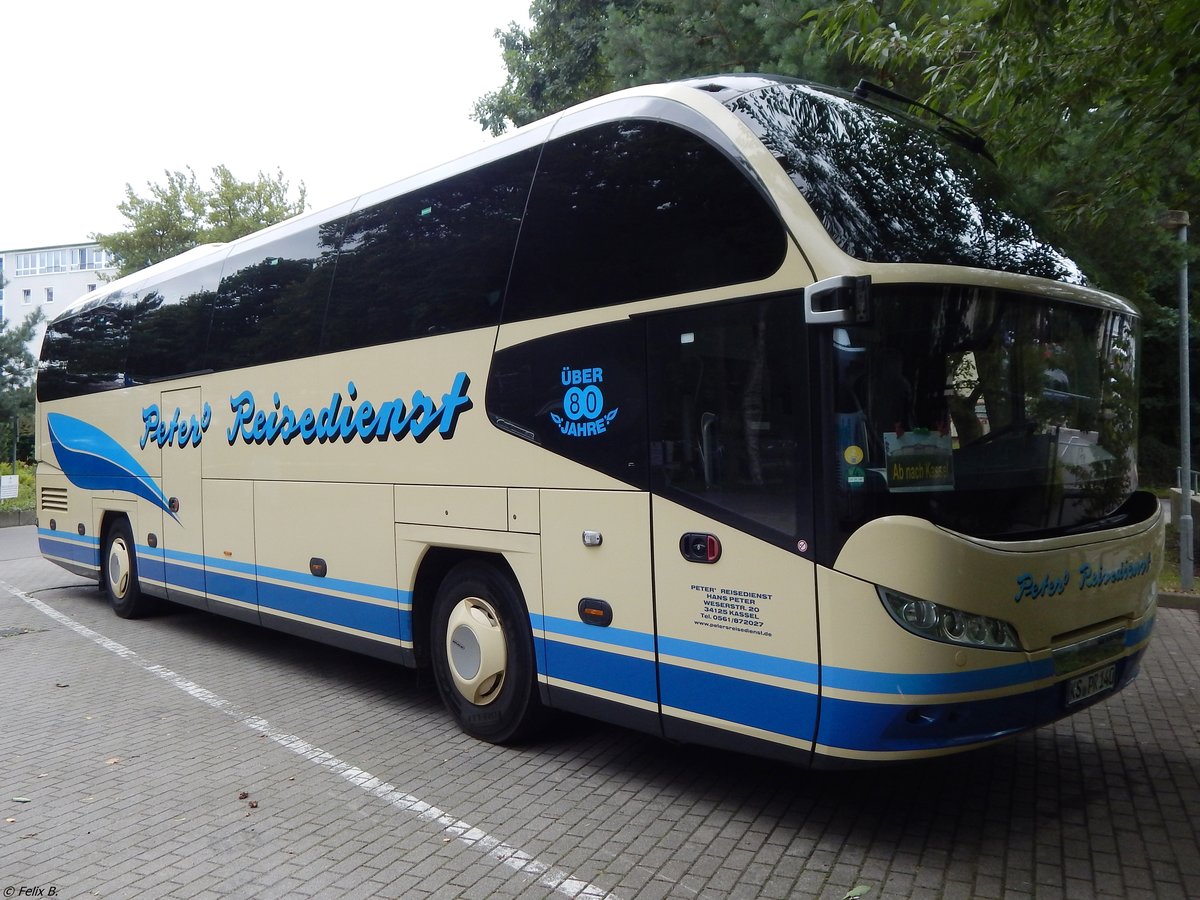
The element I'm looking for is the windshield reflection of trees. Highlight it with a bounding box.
[728,85,1085,283]
[840,287,1137,537]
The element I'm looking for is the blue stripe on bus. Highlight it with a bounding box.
[658,634,820,686]
[202,556,258,577]
[164,559,207,594]
[660,661,818,741]
[816,689,1037,752]
[157,547,400,603]
[1125,614,1155,646]
[135,548,167,585]
[38,528,100,547]
[258,581,403,640]
[119,545,409,641]
[533,614,656,653]
[258,562,399,603]
[543,638,658,704]
[815,648,1145,753]
[39,532,100,567]
[205,569,259,606]
[821,657,1052,696]
[540,615,1051,698]
[542,641,1143,752]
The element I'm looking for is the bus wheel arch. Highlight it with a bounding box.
[427,556,544,744]
[100,514,155,619]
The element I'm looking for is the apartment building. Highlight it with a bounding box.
[0,242,117,354]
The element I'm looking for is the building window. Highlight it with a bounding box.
[87,283,97,293]
[70,246,113,271]
[22,289,32,305]
[45,287,55,303]
[14,247,108,277]
[39,250,67,273]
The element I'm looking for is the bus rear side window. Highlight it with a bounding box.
[503,119,787,322]
[37,294,137,401]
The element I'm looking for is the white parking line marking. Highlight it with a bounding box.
[2,579,619,900]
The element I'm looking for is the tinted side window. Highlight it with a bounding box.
[322,148,539,353]
[503,120,787,323]
[37,293,137,401]
[647,296,809,547]
[126,266,221,385]
[486,319,647,487]
[207,222,342,372]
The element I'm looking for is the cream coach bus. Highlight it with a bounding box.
[35,75,1163,767]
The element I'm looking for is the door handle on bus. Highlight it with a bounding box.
[680,533,722,564]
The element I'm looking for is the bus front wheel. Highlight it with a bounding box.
[103,518,155,619]
[430,561,542,744]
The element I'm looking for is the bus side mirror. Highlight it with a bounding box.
[804,275,872,326]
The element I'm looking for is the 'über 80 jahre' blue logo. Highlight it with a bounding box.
[552,366,619,438]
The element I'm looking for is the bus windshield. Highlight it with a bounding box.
[726,82,1086,283]
[831,285,1139,541]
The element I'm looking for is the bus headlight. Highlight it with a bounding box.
[879,588,1021,651]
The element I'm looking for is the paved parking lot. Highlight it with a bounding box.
[1,524,1198,899]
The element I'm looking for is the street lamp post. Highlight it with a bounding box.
[1162,210,1192,589]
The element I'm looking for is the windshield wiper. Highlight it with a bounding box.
[852,79,996,164]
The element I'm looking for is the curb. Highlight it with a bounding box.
[0,509,35,528]
[1159,591,1200,610]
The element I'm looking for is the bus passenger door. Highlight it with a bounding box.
[650,501,820,758]
[538,490,660,734]
[158,387,207,611]
[645,295,820,759]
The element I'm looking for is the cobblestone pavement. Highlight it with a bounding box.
[1,525,1197,900]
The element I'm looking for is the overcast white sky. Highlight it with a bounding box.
[2,0,532,251]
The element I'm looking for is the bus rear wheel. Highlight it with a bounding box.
[103,518,155,619]
[430,561,542,744]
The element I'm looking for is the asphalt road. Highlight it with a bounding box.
[1,525,1197,899]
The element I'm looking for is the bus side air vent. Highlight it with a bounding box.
[41,487,69,512]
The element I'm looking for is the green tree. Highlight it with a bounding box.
[0,308,46,459]
[604,0,852,89]
[473,1,858,135]
[96,166,307,278]
[473,0,640,136]
[205,165,308,244]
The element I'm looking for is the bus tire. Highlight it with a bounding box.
[103,518,155,619]
[431,560,543,744]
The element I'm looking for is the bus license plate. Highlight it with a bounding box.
[1066,664,1116,706]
